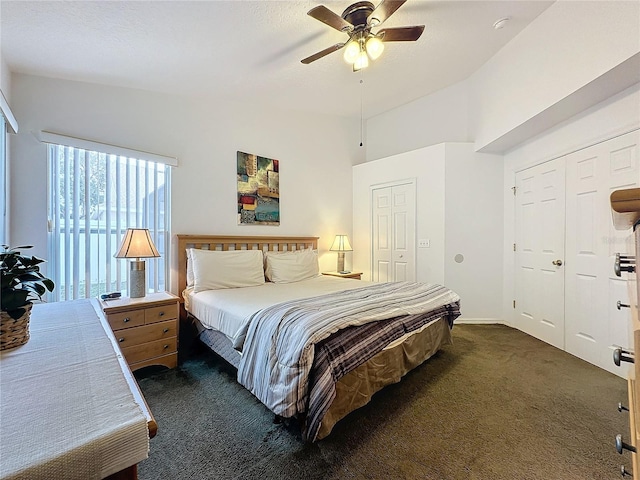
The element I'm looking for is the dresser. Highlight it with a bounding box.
[100,291,179,371]
[611,188,640,478]
[0,299,154,480]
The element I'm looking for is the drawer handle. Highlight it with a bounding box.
[123,317,130,323]
[617,301,631,310]
[618,402,629,413]
[615,253,636,277]
[621,465,632,477]
[159,311,165,317]
[163,344,169,349]
[163,328,169,333]
[613,348,635,366]
[118,337,125,343]
[616,434,637,454]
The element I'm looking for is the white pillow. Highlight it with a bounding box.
[265,249,319,284]
[186,249,195,287]
[189,249,265,292]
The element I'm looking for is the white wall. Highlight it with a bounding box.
[365,0,640,162]
[353,142,503,321]
[501,83,640,325]
[443,143,503,321]
[469,0,640,152]
[9,73,362,292]
[364,79,470,162]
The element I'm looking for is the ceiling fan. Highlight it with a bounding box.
[301,0,425,71]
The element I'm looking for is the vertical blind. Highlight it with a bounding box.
[48,144,170,301]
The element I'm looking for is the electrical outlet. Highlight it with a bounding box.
[418,239,430,248]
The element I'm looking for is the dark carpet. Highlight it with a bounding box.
[135,324,629,480]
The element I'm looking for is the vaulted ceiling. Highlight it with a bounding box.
[1,1,553,119]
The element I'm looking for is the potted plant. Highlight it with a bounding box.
[0,245,55,350]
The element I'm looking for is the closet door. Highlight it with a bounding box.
[371,181,416,282]
[514,159,566,349]
[565,130,640,374]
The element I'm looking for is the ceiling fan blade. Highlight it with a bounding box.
[368,0,407,26]
[307,6,353,32]
[379,25,425,42]
[301,43,346,64]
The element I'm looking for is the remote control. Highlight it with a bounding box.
[101,292,122,300]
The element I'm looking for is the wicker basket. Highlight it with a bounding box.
[0,303,32,350]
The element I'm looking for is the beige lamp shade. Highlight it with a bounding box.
[114,228,160,259]
[330,235,353,252]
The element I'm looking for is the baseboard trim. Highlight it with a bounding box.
[455,318,507,325]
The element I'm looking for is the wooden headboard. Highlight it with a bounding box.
[176,235,319,306]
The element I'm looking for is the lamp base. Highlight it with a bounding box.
[129,260,146,298]
[337,252,345,274]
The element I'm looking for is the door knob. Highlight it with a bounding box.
[617,301,631,310]
[552,259,563,266]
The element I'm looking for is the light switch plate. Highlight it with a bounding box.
[418,239,430,248]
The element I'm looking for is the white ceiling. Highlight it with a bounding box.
[1,0,553,120]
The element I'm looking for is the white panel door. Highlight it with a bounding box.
[372,187,392,282]
[371,181,416,282]
[514,159,566,349]
[565,130,640,374]
[391,183,416,282]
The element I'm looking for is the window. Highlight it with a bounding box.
[47,143,171,301]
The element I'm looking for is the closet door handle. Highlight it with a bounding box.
[617,301,631,310]
[615,253,636,277]
[552,259,563,266]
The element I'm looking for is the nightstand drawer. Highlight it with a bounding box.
[107,310,145,331]
[121,337,177,365]
[145,304,178,324]
[99,291,180,371]
[113,320,177,348]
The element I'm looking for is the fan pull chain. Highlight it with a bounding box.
[360,78,364,147]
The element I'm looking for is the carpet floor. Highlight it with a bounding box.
[136,324,629,480]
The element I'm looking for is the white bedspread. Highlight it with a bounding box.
[185,275,369,349]
[0,299,149,480]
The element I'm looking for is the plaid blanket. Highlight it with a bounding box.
[237,282,461,437]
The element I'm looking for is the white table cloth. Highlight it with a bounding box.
[0,299,149,479]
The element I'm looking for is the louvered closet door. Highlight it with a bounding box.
[514,159,566,350]
[565,130,640,375]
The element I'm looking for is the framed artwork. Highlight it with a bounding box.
[237,151,280,225]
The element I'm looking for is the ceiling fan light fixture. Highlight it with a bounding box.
[354,49,369,70]
[365,35,384,60]
[343,39,360,64]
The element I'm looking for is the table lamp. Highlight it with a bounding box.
[330,234,353,274]
[115,228,160,298]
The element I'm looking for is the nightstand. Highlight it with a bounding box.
[99,291,179,371]
[322,271,363,280]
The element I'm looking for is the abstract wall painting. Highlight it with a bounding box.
[237,151,280,226]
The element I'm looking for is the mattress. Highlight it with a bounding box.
[185,275,370,349]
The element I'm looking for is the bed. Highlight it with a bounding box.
[177,235,460,441]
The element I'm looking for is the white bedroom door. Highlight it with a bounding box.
[371,180,416,282]
[564,130,640,374]
[514,159,566,349]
